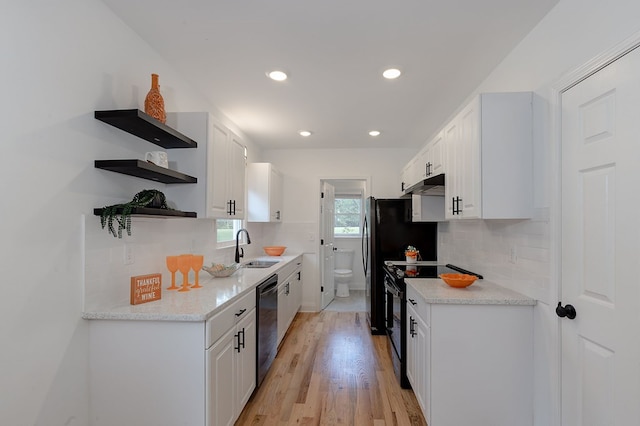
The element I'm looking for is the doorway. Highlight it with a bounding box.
[319,177,370,311]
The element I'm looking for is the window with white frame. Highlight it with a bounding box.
[216,219,245,246]
[334,193,363,237]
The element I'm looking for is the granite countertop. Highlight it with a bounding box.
[82,254,302,322]
[406,277,536,305]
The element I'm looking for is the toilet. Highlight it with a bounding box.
[334,249,354,298]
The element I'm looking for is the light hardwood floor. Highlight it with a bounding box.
[235,311,427,425]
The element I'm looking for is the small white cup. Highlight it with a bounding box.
[145,151,169,168]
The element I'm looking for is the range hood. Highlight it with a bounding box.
[404,173,445,196]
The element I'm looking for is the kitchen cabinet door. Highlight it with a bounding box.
[292,264,302,314]
[457,98,481,219]
[247,163,283,222]
[443,116,460,220]
[426,131,444,178]
[236,307,256,410]
[406,295,430,422]
[166,113,246,219]
[277,281,288,346]
[227,132,246,219]
[443,92,532,220]
[206,327,237,426]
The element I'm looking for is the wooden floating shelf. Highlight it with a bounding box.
[93,207,197,218]
[95,160,197,184]
[95,109,198,149]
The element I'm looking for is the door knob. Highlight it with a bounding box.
[556,302,577,320]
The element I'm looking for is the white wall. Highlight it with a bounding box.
[433,1,640,425]
[0,1,263,424]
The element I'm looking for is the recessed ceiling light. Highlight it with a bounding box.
[299,130,312,137]
[369,130,381,137]
[267,70,288,81]
[382,68,401,79]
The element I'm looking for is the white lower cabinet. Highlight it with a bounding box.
[276,257,303,347]
[206,305,256,426]
[89,291,256,426]
[406,284,533,426]
[406,299,430,424]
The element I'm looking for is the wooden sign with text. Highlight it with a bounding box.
[130,273,162,305]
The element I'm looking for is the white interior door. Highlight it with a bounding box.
[560,46,640,425]
[320,181,335,309]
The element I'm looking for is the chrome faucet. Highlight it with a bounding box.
[235,228,251,263]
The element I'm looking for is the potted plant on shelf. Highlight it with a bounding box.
[405,245,419,263]
[100,189,169,238]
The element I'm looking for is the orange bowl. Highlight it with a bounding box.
[263,246,286,256]
[440,273,477,288]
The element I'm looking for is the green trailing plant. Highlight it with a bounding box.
[100,189,169,238]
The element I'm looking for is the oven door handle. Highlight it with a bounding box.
[384,279,403,298]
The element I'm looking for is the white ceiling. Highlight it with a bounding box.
[102,0,558,150]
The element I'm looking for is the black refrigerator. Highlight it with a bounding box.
[362,197,437,334]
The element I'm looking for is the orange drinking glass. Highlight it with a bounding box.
[177,254,193,292]
[191,255,204,289]
[166,255,180,290]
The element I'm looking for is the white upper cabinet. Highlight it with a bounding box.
[165,112,246,219]
[444,92,533,220]
[400,130,445,195]
[424,131,444,178]
[247,162,283,222]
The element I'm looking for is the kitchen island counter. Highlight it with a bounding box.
[406,277,536,305]
[82,254,302,322]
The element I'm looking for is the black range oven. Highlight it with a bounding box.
[383,262,482,389]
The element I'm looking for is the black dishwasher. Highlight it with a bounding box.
[256,273,278,386]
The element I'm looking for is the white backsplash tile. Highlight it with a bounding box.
[84,216,239,312]
[438,207,550,302]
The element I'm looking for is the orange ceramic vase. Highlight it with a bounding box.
[144,73,166,123]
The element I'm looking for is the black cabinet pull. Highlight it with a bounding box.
[240,328,245,349]
[409,316,417,337]
[235,308,247,317]
[234,332,241,352]
[452,196,462,215]
[401,182,405,192]
[408,298,417,306]
[556,302,577,320]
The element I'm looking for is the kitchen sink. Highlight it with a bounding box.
[243,260,280,268]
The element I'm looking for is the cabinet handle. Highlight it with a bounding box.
[297,271,301,280]
[409,316,416,337]
[227,200,232,216]
[425,162,432,177]
[231,200,236,216]
[235,308,247,317]
[276,210,280,220]
[401,182,405,191]
[452,196,462,215]
[234,332,241,353]
[285,282,290,295]
[408,298,417,306]
[240,327,245,349]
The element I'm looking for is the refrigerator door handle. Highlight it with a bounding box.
[362,216,368,275]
